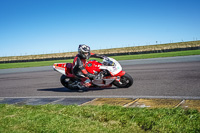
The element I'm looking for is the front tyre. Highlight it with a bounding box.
[113,73,133,88]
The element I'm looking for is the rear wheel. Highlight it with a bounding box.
[60,75,79,90]
[113,73,133,88]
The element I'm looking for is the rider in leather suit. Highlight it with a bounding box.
[72,44,105,89]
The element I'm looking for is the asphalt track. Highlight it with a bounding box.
[0,55,200,107]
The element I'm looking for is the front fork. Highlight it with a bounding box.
[114,71,126,84]
[115,76,123,84]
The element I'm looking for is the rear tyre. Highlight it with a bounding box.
[113,73,133,88]
[60,75,79,90]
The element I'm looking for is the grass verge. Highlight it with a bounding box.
[0,49,200,69]
[0,104,199,133]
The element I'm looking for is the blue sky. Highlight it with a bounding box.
[0,0,200,57]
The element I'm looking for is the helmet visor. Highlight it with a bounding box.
[81,51,90,59]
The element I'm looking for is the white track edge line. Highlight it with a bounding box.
[0,96,200,99]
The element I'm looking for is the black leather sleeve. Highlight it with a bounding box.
[87,73,95,79]
[76,57,85,70]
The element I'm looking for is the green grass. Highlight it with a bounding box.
[0,59,74,69]
[0,49,200,69]
[0,104,199,133]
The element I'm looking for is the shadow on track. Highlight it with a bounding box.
[37,87,118,93]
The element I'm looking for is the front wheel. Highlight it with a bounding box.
[113,73,133,88]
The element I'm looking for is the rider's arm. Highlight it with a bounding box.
[90,53,106,59]
[76,57,95,79]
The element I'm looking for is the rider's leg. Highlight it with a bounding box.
[79,77,92,88]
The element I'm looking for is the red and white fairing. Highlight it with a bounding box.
[53,63,75,77]
[53,57,125,77]
[53,63,66,75]
[85,57,125,76]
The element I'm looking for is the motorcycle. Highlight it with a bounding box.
[53,57,133,90]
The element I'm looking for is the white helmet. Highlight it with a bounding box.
[78,44,91,59]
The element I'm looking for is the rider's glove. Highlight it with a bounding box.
[87,73,96,79]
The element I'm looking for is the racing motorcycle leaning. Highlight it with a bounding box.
[53,57,133,90]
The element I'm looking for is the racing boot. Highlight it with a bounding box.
[78,78,92,91]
